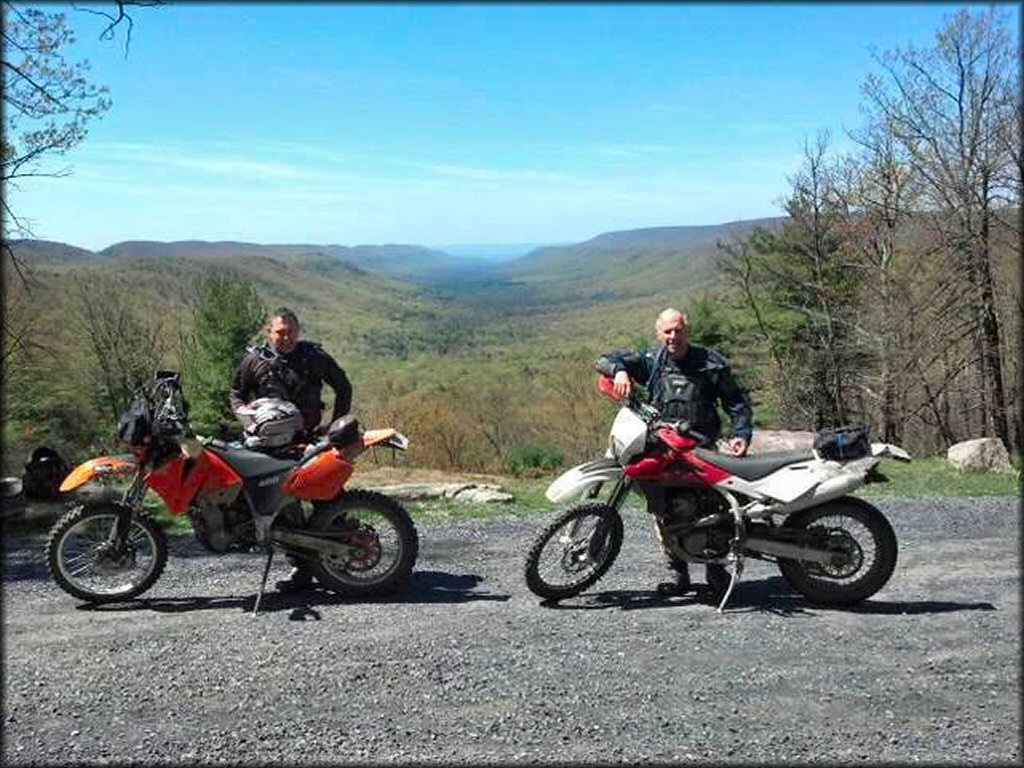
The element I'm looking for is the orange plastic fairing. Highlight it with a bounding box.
[59,456,138,492]
[145,449,242,515]
[282,448,353,500]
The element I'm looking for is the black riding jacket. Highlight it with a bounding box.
[596,344,753,445]
[229,340,352,431]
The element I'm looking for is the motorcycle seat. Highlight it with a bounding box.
[692,448,815,481]
[208,444,297,479]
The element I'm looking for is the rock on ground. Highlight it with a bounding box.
[368,482,513,503]
[745,429,815,454]
[947,438,1014,473]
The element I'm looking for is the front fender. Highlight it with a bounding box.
[58,455,138,493]
[546,458,623,504]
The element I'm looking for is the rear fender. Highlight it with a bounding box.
[870,442,912,462]
[362,429,409,451]
[546,458,623,504]
[58,456,138,493]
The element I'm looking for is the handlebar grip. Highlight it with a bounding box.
[663,420,708,445]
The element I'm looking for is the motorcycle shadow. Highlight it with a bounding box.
[76,570,511,617]
[540,576,997,617]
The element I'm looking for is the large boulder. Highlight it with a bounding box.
[745,429,815,455]
[947,438,1014,473]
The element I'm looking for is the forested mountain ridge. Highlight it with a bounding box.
[8,216,786,286]
[34,239,470,282]
[495,217,787,305]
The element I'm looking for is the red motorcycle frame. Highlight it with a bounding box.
[524,375,909,611]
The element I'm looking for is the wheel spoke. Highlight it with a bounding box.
[526,503,623,599]
[778,502,897,605]
[54,512,161,598]
[67,562,97,578]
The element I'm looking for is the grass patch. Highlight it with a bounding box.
[150,503,194,535]
[860,457,1020,498]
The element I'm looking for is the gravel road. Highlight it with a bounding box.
[2,495,1019,765]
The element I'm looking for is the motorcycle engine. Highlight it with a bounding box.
[662,488,732,560]
[189,487,254,553]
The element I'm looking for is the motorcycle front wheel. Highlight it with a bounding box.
[47,504,168,604]
[777,498,897,605]
[524,502,624,600]
[307,490,418,597]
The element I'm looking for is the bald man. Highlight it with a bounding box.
[596,307,753,599]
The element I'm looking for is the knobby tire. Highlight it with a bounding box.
[308,490,418,597]
[777,497,897,605]
[46,504,168,604]
[524,502,624,601]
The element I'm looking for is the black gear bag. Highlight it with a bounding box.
[813,424,870,461]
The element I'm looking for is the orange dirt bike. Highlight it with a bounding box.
[48,371,418,614]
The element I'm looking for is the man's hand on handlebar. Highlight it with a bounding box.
[613,370,633,399]
[724,436,749,456]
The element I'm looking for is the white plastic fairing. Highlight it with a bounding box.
[610,408,647,463]
[546,459,623,503]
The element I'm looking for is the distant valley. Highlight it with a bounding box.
[10,215,785,295]
[6,215,788,380]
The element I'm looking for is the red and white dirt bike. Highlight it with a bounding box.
[524,375,911,611]
[48,371,418,614]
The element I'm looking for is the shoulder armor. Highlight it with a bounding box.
[246,342,277,361]
[702,348,727,370]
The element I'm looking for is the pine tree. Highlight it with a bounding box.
[181,274,265,437]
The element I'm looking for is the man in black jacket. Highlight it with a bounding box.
[229,307,353,592]
[230,308,352,436]
[596,307,753,599]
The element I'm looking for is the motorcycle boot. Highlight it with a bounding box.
[655,560,693,597]
[699,563,731,604]
[275,554,315,593]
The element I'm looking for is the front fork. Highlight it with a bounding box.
[586,477,631,559]
[111,472,149,548]
[585,476,631,509]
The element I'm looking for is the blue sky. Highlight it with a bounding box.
[7,2,1019,251]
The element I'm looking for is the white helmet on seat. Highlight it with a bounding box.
[237,397,303,448]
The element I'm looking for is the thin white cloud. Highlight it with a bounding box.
[591,143,676,158]
[413,162,573,183]
[79,141,346,183]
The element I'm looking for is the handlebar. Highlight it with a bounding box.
[150,370,191,438]
[596,374,708,443]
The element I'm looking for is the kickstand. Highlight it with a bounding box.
[253,548,275,617]
[716,556,743,614]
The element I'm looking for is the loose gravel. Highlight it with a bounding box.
[2,496,1019,765]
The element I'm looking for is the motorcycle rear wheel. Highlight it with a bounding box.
[524,502,624,600]
[307,490,418,597]
[777,498,897,605]
[47,504,168,604]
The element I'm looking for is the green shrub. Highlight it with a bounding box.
[506,442,564,476]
